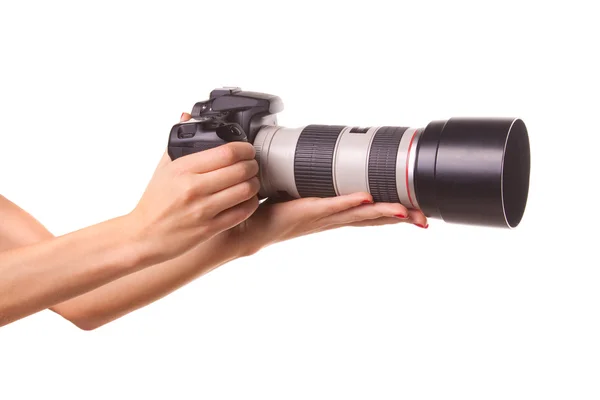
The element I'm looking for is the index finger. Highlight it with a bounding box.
[172,142,256,174]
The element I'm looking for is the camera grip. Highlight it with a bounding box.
[167,120,247,161]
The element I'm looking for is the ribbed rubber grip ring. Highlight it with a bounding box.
[294,125,345,198]
[368,127,408,203]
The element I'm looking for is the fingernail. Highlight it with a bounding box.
[414,223,429,229]
[394,214,408,219]
[361,200,373,204]
[180,112,186,120]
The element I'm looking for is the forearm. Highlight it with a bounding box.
[1,139,261,328]
[51,232,240,330]
[0,196,244,330]
[0,216,143,327]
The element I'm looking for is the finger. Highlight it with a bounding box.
[320,216,404,231]
[299,192,373,221]
[346,210,429,229]
[197,159,259,194]
[319,209,429,233]
[203,177,261,216]
[211,196,260,233]
[172,142,256,174]
[180,112,192,122]
[407,208,429,228]
[315,201,410,228]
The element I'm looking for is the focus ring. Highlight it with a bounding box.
[294,125,345,197]
[368,127,408,203]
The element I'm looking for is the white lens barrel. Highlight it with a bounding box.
[333,126,379,196]
[254,125,423,210]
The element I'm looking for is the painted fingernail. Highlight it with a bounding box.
[414,223,429,229]
[394,214,408,219]
[180,112,186,120]
[361,200,373,204]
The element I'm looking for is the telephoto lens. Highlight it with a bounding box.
[167,88,531,228]
[254,119,530,228]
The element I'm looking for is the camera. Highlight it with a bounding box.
[168,87,530,228]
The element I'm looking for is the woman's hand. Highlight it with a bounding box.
[126,140,260,264]
[178,113,428,258]
[233,192,428,256]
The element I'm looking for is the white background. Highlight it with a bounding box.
[1,1,599,399]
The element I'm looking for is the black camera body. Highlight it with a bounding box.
[168,88,283,160]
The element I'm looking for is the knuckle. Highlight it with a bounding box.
[179,177,198,202]
[218,144,238,164]
[191,204,209,222]
[240,178,260,198]
[246,160,259,178]
[244,159,258,172]
[234,161,256,181]
[194,224,214,240]
[249,177,261,194]
[240,182,255,198]
[221,142,255,164]
[246,143,257,159]
[237,142,256,159]
[249,159,259,174]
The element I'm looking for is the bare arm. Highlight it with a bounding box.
[0,142,262,328]
[51,233,239,330]
[0,196,240,330]
[0,203,142,327]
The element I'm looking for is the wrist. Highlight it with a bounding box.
[228,223,269,259]
[212,229,249,261]
[114,214,161,270]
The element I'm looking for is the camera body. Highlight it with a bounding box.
[167,87,282,160]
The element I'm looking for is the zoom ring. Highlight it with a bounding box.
[368,127,408,203]
[294,125,345,198]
